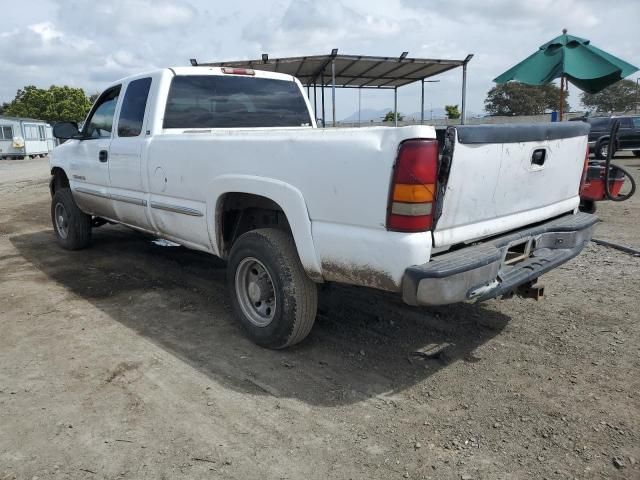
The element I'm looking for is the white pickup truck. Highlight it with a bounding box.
[50,66,596,348]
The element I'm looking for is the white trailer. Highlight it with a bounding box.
[0,116,56,159]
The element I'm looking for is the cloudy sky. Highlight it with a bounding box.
[1,0,638,119]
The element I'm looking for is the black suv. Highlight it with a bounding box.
[571,115,640,159]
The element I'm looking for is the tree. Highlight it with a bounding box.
[88,92,101,105]
[484,82,569,116]
[3,85,92,123]
[383,111,403,122]
[445,105,460,119]
[581,79,639,113]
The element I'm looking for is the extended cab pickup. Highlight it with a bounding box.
[50,66,596,348]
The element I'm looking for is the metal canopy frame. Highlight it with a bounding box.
[197,51,474,127]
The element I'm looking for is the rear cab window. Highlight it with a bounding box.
[163,75,312,129]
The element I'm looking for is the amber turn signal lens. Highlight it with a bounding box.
[393,183,435,203]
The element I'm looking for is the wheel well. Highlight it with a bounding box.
[50,167,69,196]
[218,193,292,258]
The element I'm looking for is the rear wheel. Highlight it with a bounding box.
[51,188,92,250]
[227,228,318,349]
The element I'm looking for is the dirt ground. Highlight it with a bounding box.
[1,155,639,480]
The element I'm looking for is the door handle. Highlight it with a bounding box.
[531,148,546,166]
[99,150,108,163]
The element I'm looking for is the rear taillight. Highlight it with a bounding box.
[387,139,439,232]
[221,67,255,76]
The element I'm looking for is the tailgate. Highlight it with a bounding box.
[433,122,590,247]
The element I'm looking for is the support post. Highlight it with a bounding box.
[461,54,473,125]
[331,59,336,127]
[420,79,425,125]
[461,63,468,125]
[313,83,317,123]
[321,74,325,128]
[394,87,398,127]
[559,76,565,122]
[358,88,361,127]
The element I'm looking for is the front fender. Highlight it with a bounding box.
[207,175,323,281]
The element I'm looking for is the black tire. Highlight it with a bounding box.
[633,150,640,158]
[51,188,92,250]
[227,228,318,349]
[595,140,608,160]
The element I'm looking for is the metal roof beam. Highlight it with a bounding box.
[334,56,363,77]
[342,60,387,86]
[374,63,444,88]
[197,53,471,88]
[294,56,308,77]
[358,60,421,87]
[308,49,340,86]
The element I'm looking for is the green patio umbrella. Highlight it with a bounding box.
[494,29,638,118]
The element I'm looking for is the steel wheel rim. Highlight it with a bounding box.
[54,203,69,239]
[235,257,276,327]
[600,144,608,158]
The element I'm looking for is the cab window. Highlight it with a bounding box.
[84,86,121,138]
[163,75,311,129]
[118,77,152,137]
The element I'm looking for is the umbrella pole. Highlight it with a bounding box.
[559,76,564,121]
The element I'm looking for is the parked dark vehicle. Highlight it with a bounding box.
[571,115,640,159]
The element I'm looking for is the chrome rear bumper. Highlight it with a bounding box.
[402,212,597,306]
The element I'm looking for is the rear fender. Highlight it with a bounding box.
[207,175,323,281]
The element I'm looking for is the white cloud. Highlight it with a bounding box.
[242,0,405,54]
[0,0,638,118]
[28,22,63,42]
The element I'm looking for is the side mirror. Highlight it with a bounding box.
[53,122,80,140]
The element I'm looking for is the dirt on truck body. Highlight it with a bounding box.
[0,155,639,479]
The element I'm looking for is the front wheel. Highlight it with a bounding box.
[227,228,318,349]
[51,188,92,250]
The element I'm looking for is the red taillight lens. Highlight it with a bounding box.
[387,139,439,232]
[221,67,255,76]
